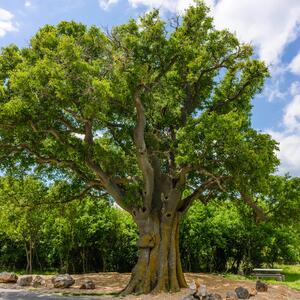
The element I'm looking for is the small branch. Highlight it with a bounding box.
[209,69,261,112]
[58,117,83,134]
[198,168,227,192]
[64,108,88,123]
[0,124,16,129]
[20,185,108,208]
[18,143,89,180]
[47,128,64,143]
[29,121,38,133]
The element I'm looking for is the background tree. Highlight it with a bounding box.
[0,176,47,274]
[0,1,279,294]
[180,198,300,274]
[1,182,298,275]
[41,193,138,273]
[0,177,138,274]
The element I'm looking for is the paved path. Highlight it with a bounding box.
[0,288,115,300]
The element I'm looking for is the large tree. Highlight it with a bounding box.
[0,1,279,294]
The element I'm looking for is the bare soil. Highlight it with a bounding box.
[1,272,299,300]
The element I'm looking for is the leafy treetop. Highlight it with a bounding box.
[0,2,279,216]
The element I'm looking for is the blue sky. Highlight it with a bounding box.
[1,0,300,176]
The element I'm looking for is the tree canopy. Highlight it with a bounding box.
[0,3,278,210]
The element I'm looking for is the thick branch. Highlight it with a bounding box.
[179,170,229,213]
[133,90,154,210]
[240,191,267,222]
[82,119,129,212]
[178,178,216,213]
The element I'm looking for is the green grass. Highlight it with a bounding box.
[224,265,300,291]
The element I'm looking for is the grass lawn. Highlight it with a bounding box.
[225,265,300,291]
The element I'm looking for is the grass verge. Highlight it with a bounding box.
[224,264,300,291]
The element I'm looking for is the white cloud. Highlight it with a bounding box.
[0,8,17,37]
[25,1,32,7]
[289,51,300,75]
[128,0,215,12]
[290,81,300,96]
[212,0,300,65]
[128,0,194,12]
[283,95,300,132]
[267,81,300,176]
[99,0,119,10]
[263,78,287,102]
[127,0,300,65]
[268,130,300,176]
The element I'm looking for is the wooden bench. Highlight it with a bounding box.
[251,268,285,281]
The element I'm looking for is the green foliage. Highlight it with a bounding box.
[225,264,300,291]
[0,176,48,272]
[0,2,278,210]
[180,200,300,273]
[0,176,298,275]
[41,197,138,273]
[0,177,137,273]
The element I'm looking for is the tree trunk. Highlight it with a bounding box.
[122,209,187,295]
[29,239,33,274]
[25,244,30,274]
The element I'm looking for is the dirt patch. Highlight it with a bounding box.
[0,272,299,299]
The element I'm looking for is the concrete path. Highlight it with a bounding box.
[0,288,115,300]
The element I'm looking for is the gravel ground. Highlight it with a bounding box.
[0,288,112,300]
[0,272,299,300]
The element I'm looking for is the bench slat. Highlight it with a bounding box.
[253,269,283,272]
[251,272,285,281]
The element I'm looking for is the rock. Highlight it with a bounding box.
[226,291,238,300]
[0,272,18,283]
[200,284,208,297]
[79,280,95,289]
[249,287,257,296]
[235,286,250,299]
[188,281,197,295]
[17,275,33,286]
[182,295,196,300]
[195,284,208,298]
[256,280,268,292]
[208,293,222,300]
[51,274,75,288]
[32,275,46,288]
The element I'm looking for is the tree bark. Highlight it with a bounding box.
[121,208,187,295]
[122,89,189,295]
[25,244,29,274]
[29,244,32,274]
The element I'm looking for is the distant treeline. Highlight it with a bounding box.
[0,176,299,274]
